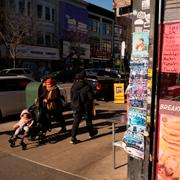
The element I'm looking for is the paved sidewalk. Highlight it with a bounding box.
[0,151,87,180]
[0,101,128,180]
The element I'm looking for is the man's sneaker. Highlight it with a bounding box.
[69,138,80,144]
[89,129,98,139]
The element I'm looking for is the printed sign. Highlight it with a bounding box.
[161,22,180,73]
[132,32,149,57]
[114,83,125,103]
[157,113,180,180]
[122,107,146,159]
[156,100,180,180]
[159,99,180,116]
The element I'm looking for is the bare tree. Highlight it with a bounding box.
[0,9,34,67]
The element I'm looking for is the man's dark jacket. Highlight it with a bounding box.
[71,79,94,111]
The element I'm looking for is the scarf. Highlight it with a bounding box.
[46,85,58,110]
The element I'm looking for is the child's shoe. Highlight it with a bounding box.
[20,141,27,150]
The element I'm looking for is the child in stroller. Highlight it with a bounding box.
[9,109,33,150]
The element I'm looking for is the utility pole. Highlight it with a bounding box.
[126,0,158,179]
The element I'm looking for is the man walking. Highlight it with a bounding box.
[70,73,98,144]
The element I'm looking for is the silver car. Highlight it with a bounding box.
[0,76,68,120]
[0,75,35,120]
[0,68,34,78]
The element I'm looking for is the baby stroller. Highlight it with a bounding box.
[8,104,42,150]
[29,101,53,144]
[8,108,34,150]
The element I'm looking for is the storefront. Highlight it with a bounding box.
[154,1,180,179]
[115,0,180,179]
[16,45,60,80]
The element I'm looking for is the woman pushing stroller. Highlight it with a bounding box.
[9,109,33,150]
[37,78,67,142]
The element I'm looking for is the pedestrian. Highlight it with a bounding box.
[38,78,67,136]
[70,72,98,144]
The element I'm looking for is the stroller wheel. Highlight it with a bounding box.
[9,138,15,147]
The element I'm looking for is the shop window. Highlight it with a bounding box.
[45,7,50,21]
[102,40,112,52]
[37,4,43,18]
[159,73,180,101]
[19,0,25,14]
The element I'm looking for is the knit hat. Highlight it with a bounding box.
[45,78,54,85]
[20,109,31,118]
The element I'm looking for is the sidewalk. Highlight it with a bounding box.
[0,101,128,180]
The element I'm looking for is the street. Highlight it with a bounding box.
[0,83,128,180]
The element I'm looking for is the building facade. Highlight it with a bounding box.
[0,0,116,78]
[87,3,114,68]
[0,0,60,79]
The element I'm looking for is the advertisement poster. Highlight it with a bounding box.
[122,107,146,159]
[132,32,149,57]
[157,100,180,180]
[161,22,180,73]
[114,83,125,103]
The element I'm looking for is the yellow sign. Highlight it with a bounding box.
[148,68,152,77]
[114,83,125,103]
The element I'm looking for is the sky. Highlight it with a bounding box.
[84,0,113,11]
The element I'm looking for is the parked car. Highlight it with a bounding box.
[0,75,35,120]
[0,68,34,78]
[41,70,75,83]
[82,68,129,101]
[0,76,68,120]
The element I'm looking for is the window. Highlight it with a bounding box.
[102,23,112,35]
[52,33,55,45]
[45,32,51,45]
[37,32,44,45]
[0,78,31,91]
[37,4,43,18]
[52,8,55,22]
[45,7,50,20]
[9,69,24,74]
[102,40,112,51]
[88,18,100,33]
[27,2,31,16]
[19,0,25,14]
